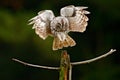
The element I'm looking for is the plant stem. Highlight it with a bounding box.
[12,58,59,70]
[59,50,71,80]
[71,49,116,65]
[12,49,116,80]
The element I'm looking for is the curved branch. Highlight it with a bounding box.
[71,49,116,65]
[12,49,116,70]
[12,58,59,70]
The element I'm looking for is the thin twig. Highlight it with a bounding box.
[71,49,116,65]
[69,65,72,80]
[12,49,116,70]
[12,58,59,70]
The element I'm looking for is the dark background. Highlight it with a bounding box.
[0,0,120,80]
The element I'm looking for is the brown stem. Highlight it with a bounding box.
[71,49,116,65]
[12,58,59,70]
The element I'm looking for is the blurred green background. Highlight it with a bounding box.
[0,0,120,80]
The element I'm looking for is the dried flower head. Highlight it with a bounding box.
[29,5,90,50]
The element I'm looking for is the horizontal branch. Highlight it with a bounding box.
[12,58,59,70]
[71,49,116,65]
[12,49,116,70]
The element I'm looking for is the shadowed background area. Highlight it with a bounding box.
[0,0,120,80]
